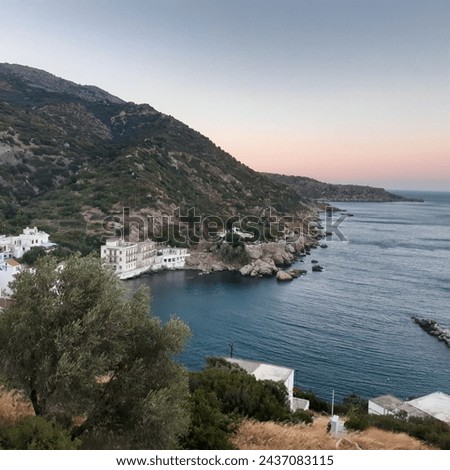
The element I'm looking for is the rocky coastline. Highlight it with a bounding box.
[184,220,326,279]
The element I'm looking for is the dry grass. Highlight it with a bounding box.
[232,416,433,450]
[0,386,34,426]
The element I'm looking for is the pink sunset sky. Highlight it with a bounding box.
[1,0,449,190]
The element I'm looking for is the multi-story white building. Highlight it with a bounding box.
[101,238,189,280]
[0,227,56,258]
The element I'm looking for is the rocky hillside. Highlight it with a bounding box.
[0,64,313,252]
[263,173,423,202]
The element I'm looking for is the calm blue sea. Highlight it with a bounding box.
[127,191,450,402]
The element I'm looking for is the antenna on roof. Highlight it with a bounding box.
[228,341,234,358]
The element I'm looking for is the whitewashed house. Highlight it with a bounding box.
[225,357,309,411]
[101,238,189,280]
[368,395,409,417]
[369,391,450,425]
[0,227,56,258]
[0,258,22,298]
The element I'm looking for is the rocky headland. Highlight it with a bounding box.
[263,173,424,202]
[184,226,324,278]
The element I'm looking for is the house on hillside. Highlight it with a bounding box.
[0,258,22,298]
[225,357,309,411]
[0,227,56,258]
[369,391,450,425]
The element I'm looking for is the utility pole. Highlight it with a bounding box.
[331,389,335,416]
[228,341,234,358]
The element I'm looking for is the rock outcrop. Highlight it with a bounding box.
[276,271,293,281]
[412,317,450,348]
[240,259,279,277]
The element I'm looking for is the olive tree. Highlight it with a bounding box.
[0,254,190,449]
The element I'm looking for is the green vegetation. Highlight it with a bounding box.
[184,358,313,450]
[190,357,291,421]
[293,388,367,415]
[346,413,450,450]
[0,254,191,449]
[182,388,237,450]
[293,388,330,413]
[0,416,79,450]
[18,246,47,266]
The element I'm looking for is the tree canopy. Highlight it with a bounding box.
[0,254,191,449]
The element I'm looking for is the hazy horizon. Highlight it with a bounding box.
[1,0,449,191]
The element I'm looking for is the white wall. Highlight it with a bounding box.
[368,400,393,416]
[284,371,295,410]
[0,264,21,297]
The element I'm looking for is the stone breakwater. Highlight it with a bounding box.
[412,317,450,348]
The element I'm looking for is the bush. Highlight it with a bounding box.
[19,247,47,266]
[0,416,79,450]
[288,410,313,425]
[345,413,450,449]
[183,389,236,450]
[185,357,300,449]
[293,388,330,413]
[190,358,291,422]
[335,393,368,415]
[344,412,370,431]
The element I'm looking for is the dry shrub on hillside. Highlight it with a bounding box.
[232,416,433,450]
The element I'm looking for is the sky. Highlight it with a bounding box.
[1,0,449,190]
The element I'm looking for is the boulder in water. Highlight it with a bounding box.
[276,270,293,282]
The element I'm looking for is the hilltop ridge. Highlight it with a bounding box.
[0,63,312,251]
[263,173,423,202]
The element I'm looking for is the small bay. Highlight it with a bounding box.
[127,191,450,401]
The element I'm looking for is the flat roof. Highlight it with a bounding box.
[407,392,450,425]
[225,358,294,383]
[370,395,404,410]
[370,395,429,418]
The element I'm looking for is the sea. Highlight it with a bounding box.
[127,190,450,402]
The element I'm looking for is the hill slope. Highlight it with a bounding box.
[263,173,422,202]
[233,417,432,450]
[0,64,311,251]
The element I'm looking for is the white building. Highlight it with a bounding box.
[369,391,450,425]
[0,227,56,258]
[101,238,189,280]
[225,357,309,411]
[407,392,450,425]
[0,258,22,298]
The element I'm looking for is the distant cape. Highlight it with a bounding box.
[262,173,424,202]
